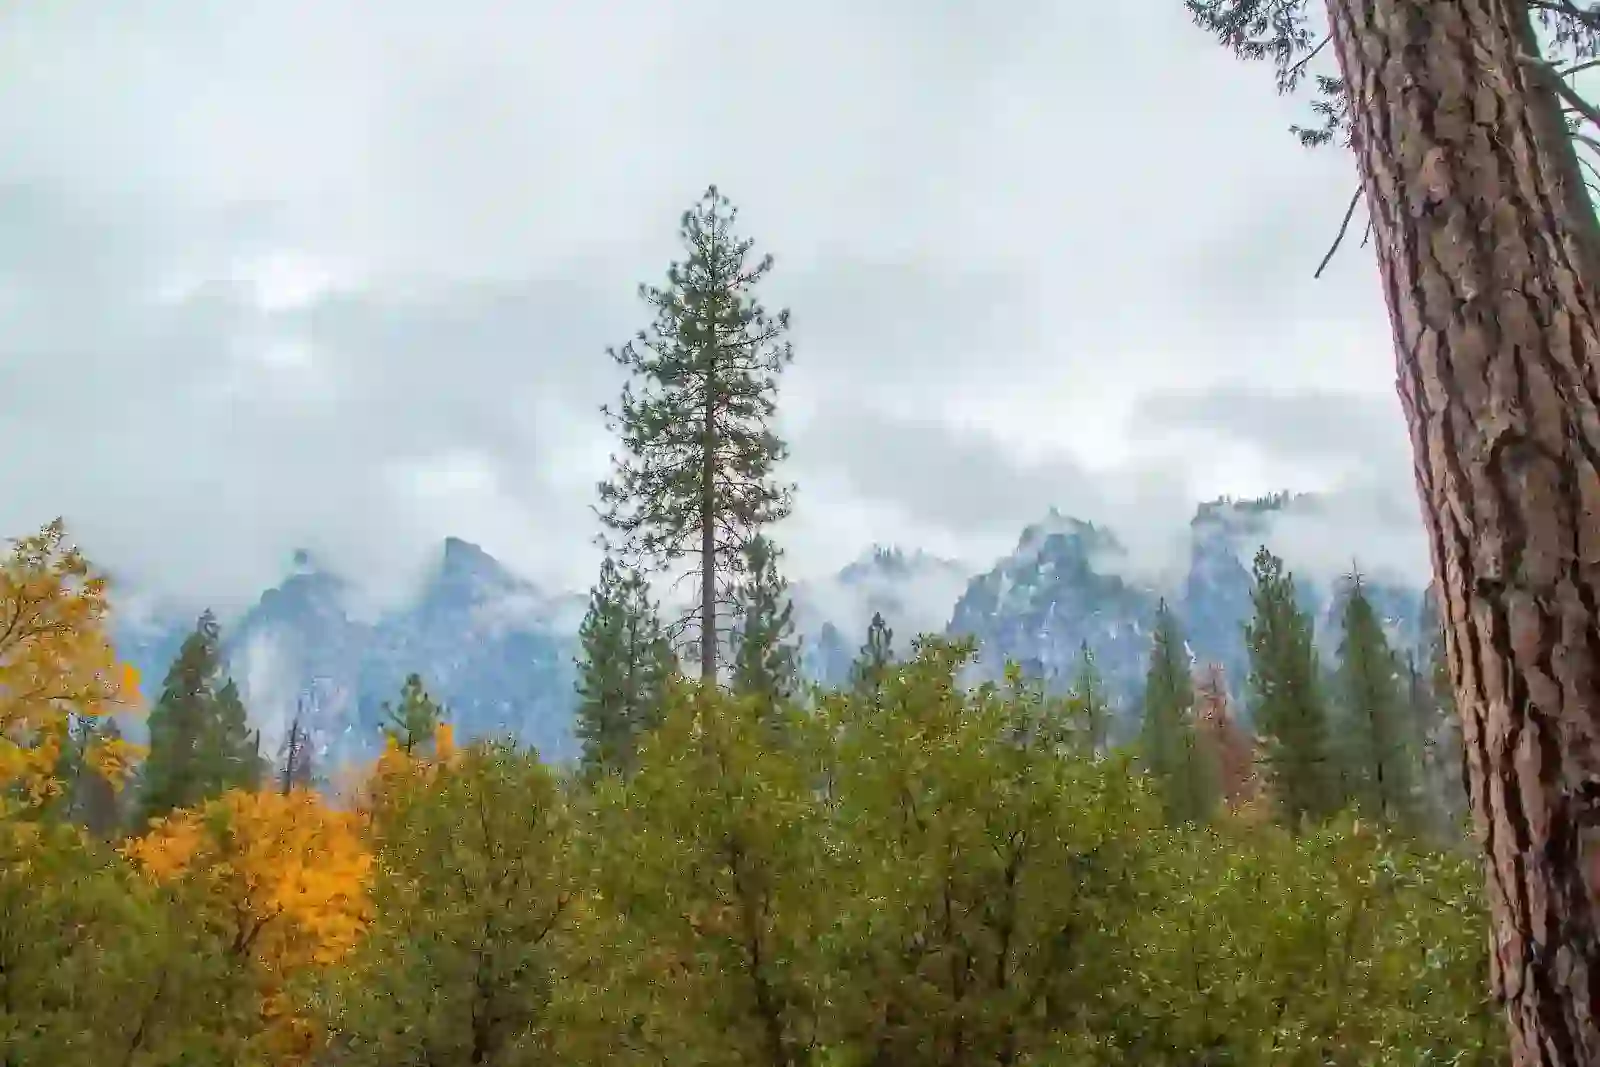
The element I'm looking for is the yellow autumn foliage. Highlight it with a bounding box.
[123,788,373,966]
[0,519,143,807]
[122,788,375,1064]
[354,719,461,822]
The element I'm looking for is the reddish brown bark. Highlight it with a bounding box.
[1322,1,1600,1062]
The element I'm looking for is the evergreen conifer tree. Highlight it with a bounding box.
[1139,601,1217,825]
[575,557,677,776]
[1244,547,1336,828]
[597,186,794,681]
[849,611,895,709]
[1070,640,1111,754]
[381,673,447,756]
[141,610,255,820]
[731,534,799,709]
[213,677,262,793]
[1333,571,1418,828]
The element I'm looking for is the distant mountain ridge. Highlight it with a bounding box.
[113,494,1432,767]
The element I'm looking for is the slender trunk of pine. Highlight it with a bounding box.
[701,368,718,683]
[1323,1,1600,1061]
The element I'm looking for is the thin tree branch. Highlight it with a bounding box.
[1519,53,1600,131]
[1314,186,1364,279]
[1561,57,1600,80]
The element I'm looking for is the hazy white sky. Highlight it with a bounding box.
[0,0,1422,614]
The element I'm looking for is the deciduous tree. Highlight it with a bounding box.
[0,519,141,812]
[122,788,374,1063]
[316,743,573,1067]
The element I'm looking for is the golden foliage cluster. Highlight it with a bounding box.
[0,519,143,808]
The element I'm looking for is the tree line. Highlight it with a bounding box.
[0,517,1500,1065]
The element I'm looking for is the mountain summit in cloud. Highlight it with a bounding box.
[113,493,1432,766]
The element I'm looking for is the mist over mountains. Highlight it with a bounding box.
[111,492,1434,768]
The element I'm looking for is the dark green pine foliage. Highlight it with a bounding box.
[849,611,895,709]
[213,678,263,793]
[1245,547,1337,829]
[140,610,257,822]
[575,557,677,776]
[1139,601,1217,825]
[381,673,447,756]
[597,185,794,682]
[1071,640,1111,754]
[1333,571,1418,828]
[731,534,799,709]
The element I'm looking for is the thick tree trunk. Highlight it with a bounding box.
[1321,1,1600,1062]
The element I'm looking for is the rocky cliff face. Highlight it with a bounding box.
[117,538,581,769]
[943,494,1431,733]
[115,493,1433,767]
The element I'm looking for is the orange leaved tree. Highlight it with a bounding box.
[122,787,374,1063]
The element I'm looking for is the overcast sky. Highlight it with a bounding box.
[0,0,1424,617]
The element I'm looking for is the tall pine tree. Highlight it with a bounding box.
[380,673,447,757]
[1070,640,1111,754]
[1139,601,1217,825]
[597,186,794,681]
[731,534,798,709]
[850,611,895,712]
[1333,571,1417,829]
[1244,547,1336,829]
[575,557,677,776]
[213,677,263,793]
[140,610,256,822]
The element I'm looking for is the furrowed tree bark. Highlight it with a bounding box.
[1322,1,1600,1062]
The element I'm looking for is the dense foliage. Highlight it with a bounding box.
[0,520,1501,1065]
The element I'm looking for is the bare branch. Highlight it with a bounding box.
[1314,186,1364,279]
[1520,52,1600,131]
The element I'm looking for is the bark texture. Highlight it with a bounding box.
[1322,1,1600,1062]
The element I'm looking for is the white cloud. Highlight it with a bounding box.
[0,0,1417,612]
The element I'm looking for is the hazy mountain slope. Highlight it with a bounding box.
[113,495,1432,765]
